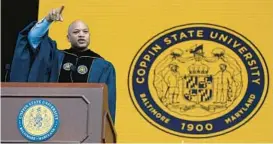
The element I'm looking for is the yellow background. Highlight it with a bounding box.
[39,0,273,142]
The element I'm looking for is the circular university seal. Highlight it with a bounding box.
[63,62,73,71]
[77,65,88,75]
[17,99,60,141]
[128,24,269,138]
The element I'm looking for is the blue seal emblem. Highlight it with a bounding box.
[128,23,269,137]
[17,99,60,141]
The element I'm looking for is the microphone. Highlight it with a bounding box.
[5,64,10,82]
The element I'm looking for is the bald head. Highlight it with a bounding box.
[67,20,90,50]
[68,20,89,33]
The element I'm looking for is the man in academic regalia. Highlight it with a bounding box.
[9,6,116,123]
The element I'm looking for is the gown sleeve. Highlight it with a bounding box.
[10,21,58,82]
[10,21,38,82]
[104,62,117,123]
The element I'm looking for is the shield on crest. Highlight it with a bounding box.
[183,75,213,103]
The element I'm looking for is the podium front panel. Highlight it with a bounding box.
[1,83,110,143]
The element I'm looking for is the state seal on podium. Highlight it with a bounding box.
[17,99,60,141]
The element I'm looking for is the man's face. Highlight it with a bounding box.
[67,20,90,49]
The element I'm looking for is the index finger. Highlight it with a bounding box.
[59,6,64,14]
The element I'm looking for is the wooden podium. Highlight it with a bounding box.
[1,82,116,143]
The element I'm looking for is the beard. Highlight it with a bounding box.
[71,41,90,51]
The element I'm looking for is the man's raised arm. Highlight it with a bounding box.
[28,6,64,49]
